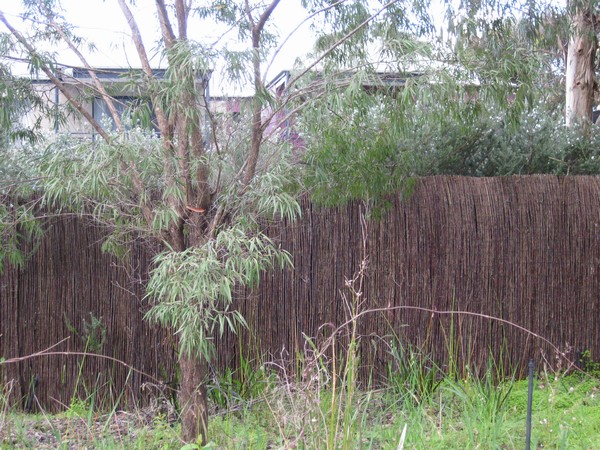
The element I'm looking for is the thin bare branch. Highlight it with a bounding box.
[255,0,282,37]
[118,0,171,136]
[336,305,577,370]
[175,0,189,40]
[263,0,349,83]
[240,0,283,187]
[286,0,402,93]
[244,0,256,31]
[155,0,176,48]
[0,11,111,142]
[118,0,177,225]
[117,0,154,77]
[208,204,226,239]
[1,348,175,391]
[41,12,124,131]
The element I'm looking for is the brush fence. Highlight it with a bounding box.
[1,175,598,411]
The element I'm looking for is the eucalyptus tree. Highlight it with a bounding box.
[441,0,598,126]
[0,0,429,443]
[1,0,595,444]
[0,0,300,442]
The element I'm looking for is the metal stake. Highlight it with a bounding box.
[526,359,534,450]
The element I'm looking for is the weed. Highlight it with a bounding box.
[385,340,443,406]
[64,397,90,419]
[2,351,600,449]
[207,354,275,410]
[577,349,600,377]
[443,365,514,447]
[63,312,107,353]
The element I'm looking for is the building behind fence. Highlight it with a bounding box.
[1,175,598,411]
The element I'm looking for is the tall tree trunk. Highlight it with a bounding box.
[179,355,209,444]
[176,219,211,444]
[565,6,597,127]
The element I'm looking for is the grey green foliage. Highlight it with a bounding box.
[63,312,107,353]
[426,108,600,176]
[146,223,292,360]
[0,64,52,146]
[0,0,307,366]
[0,199,42,271]
[302,81,600,206]
[0,140,48,273]
[297,1,598,207]
[4,128,301,360]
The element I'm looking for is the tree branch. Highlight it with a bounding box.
[117,0,155,78]
[118,0,171,138]
[118,0,179,226]
[256,0,282,37]
[286,0,401,93]
[155,0,176,48]
[175,0,189,40]
[244,0,256,32]
[0,9,154,228]
[0,11,111,142]
[257,0,402,151]
[240,0,282,187]
[263,0,348,83]
[40,10,124,132]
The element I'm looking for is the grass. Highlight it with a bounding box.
[3,307,600,447]
[205,370,600,449]
[3,312,600,449]
[1,351,600,449]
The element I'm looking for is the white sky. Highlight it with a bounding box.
[2,0,565,95]
[1,0,316,95]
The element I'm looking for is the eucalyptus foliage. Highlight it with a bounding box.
[10,127,300,362]
[147,223,292,360]
[426,107,600,177]
[0,137,50,273]
[0,199,42,271]
[298,0,598,207]
[0,61,53,146]
[302,79,600,206]
[0,0,594,440]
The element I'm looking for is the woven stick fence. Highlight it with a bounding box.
[1,175,598,411]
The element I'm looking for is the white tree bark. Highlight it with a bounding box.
[565,8,597,127]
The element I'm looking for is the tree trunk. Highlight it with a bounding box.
[565,7,597,127]
[179,355,209,444]
[177,225,210,444]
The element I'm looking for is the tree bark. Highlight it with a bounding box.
[179,355,209,444]
[565,7,597,127]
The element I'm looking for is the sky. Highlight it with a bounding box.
[0,0,317,95]
[2,0,566,95]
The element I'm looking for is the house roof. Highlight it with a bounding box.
[72,67,168,80]
[30,67,212,84]
[266,69,424,93]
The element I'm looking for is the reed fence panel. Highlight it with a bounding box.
[1,175,598,411]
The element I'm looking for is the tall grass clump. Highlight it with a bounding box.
[385,340,443,408]
[207,352,276,411]
[250,212,372,449]
[442,359,515,447]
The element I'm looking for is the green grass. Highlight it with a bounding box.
[204,371,600,450]
[1,369,600,449]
